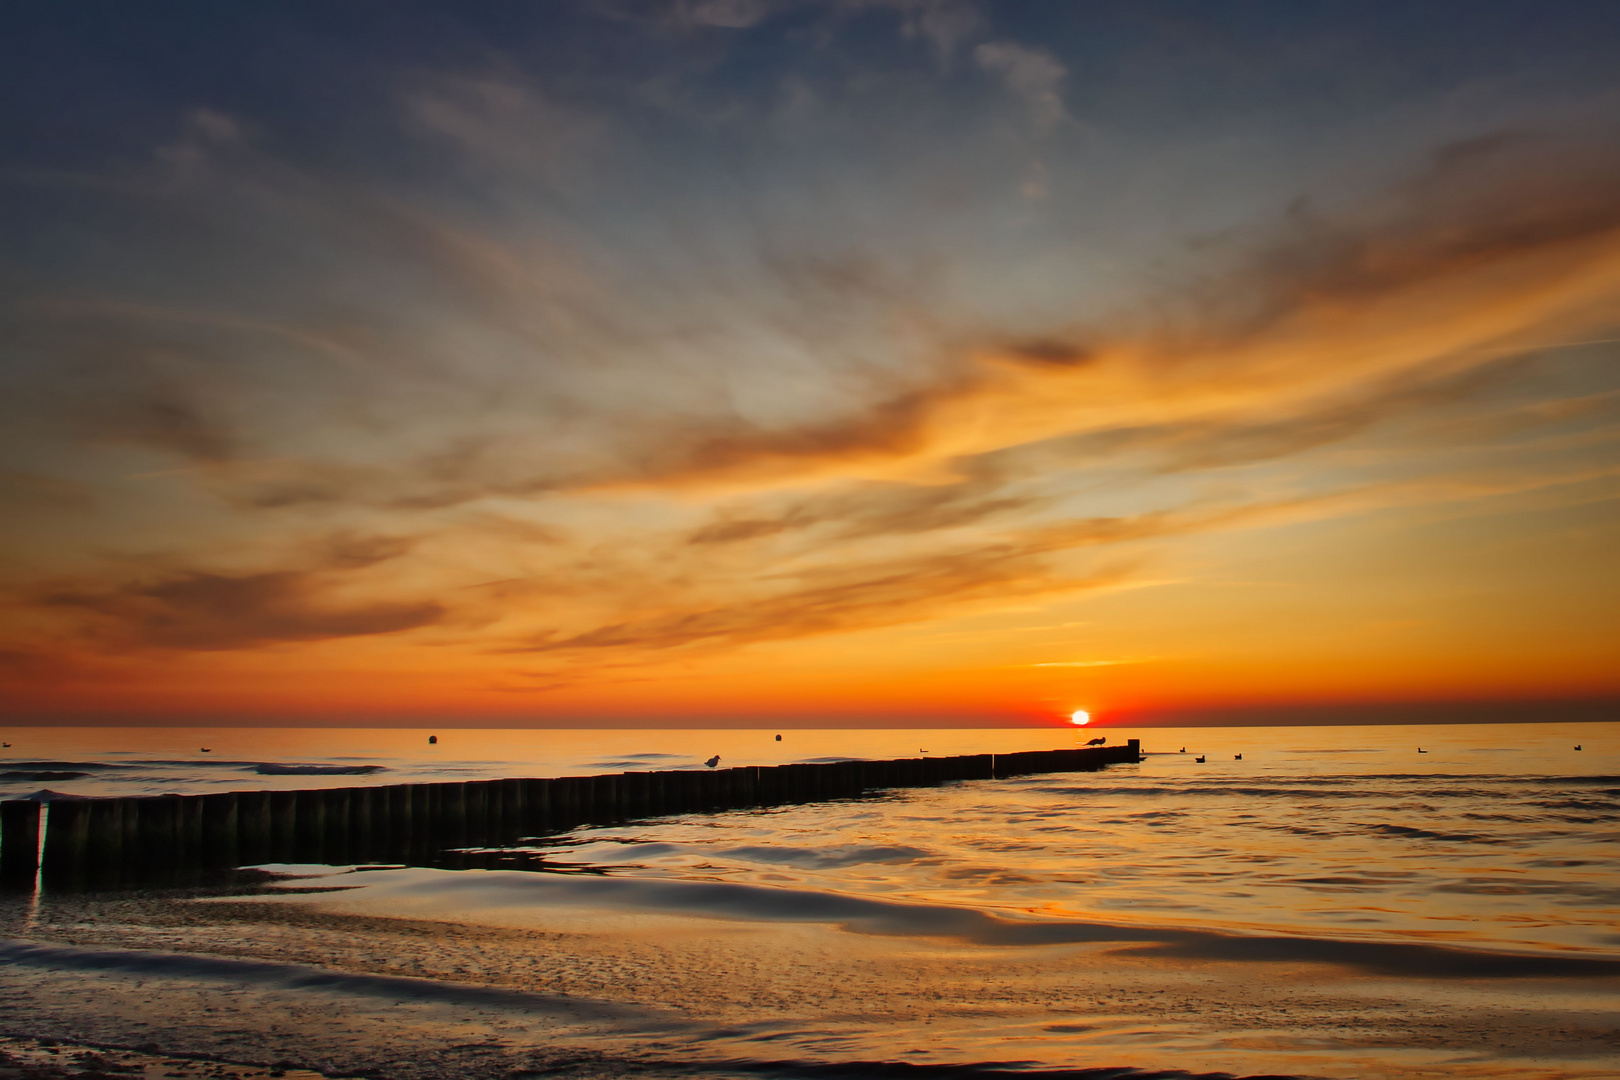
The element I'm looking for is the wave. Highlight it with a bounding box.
[0,770,89,781]
[637,1059,1319,1080]
[251,764,388,775]
[720,844,931,868]
[336,867,1620,980]
[0,940,660,1025]
[1359,822,1503,843]
[589,755,690,769]
[0,942,1318,1080]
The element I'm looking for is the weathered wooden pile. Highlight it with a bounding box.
[0,741,1140,891]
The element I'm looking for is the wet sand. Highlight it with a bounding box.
[0,1036,334,1080]
[4,883,1619,1080]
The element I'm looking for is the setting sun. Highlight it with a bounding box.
[1070,710,1090,726]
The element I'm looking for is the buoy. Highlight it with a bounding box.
[775,734,782,741]
[428,735,438,745]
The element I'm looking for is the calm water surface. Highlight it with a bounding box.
[1,722,1616,1080]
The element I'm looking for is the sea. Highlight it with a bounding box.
[1,722,1616,1080]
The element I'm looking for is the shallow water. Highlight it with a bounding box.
[2,722,1616,1080]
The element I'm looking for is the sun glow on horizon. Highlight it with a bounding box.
[1070,710,1090,725]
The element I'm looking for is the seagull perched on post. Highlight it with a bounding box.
[704,755,721,768]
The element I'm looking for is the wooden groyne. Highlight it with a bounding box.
[0,741,1140,892]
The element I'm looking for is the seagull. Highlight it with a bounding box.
[1085,736,1107,746]
[1194,755,1205,763]
[1234,753,1242,760]
[1574,744,1582,751]
[704,755,721,768]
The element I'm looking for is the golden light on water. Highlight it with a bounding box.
[1070,710,1090,726]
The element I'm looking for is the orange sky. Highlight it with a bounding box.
[2,5,1617,726]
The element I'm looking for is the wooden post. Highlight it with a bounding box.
[84,799,125,887]
[521,778,550,835]
[237,790,271,865]
[295,788,326,861]
[438,783,465,848]
[350,786,377,863]
[498,778,526,838]
[200,792,239,869]
[324,787,353,865]
[41,799,90,889]
[270,790,298,862]
[383,784,411,856]
[463,781,489,845]
[139,794,183,884]
[411,784,434,854]
[0,800,41,889]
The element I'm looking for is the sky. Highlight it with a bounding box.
[2,1,1618,727]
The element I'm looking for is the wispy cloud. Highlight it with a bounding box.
[974,41,1066,129]
[39,570,444,652]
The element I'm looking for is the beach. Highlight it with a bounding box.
[1,724,1616,1079]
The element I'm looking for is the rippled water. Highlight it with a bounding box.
[2,722,1616,1080]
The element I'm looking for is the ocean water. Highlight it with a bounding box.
[1,722,1616,1080]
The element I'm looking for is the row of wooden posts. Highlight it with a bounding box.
[0,742,1140,891]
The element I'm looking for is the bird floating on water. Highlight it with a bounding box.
[704,754,721,768]
[1234,753,1242,760]
[1180,747,1186,753]
[199,747,211,753]
[1418,747,1427,753]
[1574,744,1582,750]
[1195,755,1205,763]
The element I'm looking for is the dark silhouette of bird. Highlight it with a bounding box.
[2,742,9,748]
[1574,744,1582,750]
[1195,755,1205,763]
[1085,736,1107,746]
[1418,747,1427,753]
[1234,753,1242,760]
[428,735,437,744]
[704,755,721,768]
[1180,747,1186,753]
[199,747,211,753]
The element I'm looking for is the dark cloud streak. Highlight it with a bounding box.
[40,570,445,651]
